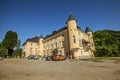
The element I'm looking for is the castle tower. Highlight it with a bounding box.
[39,34,44,56]
[85,27,95,57]
[66,14,79,59]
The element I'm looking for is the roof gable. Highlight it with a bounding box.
[44,26,67,39]
[23,36,39,45]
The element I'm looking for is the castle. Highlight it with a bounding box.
[23,14,95,59]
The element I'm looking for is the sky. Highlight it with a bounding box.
[0,0,120,44]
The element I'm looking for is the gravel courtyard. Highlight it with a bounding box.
[0,58,120,80]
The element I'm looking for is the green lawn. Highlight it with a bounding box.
[81,57,120,63]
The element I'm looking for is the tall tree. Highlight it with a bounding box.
[2,30,18,56]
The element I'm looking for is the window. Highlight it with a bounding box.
[46,45,47,50]
[43,46,45,50]
[36,48,39,52]
[31,43,32,46]
[54,43,57,49]
[61,41,64,48]
[80,50,83,56]
[73,36,76,43]
[61,34,64,37]
[48,45,49,50]
[53,44,56,49]
[79,40,82,47]
[50,44,53,50]
[36,48,37,51]
[30,48,32,52]
[46,46,48,50]
[50,44,52,50]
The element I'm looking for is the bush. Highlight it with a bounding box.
[0,46,7,57]
[12,49,22,58]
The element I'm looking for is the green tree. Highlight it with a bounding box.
[93,30,120,57]
[2,30,18,57]
[16,39,21,49]
[0,45,7,57]
[12,48,22,58]
[13,39,23,58]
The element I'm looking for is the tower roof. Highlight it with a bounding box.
[85,26,92,32]
[66,13,77,22]
[40,33,43,38]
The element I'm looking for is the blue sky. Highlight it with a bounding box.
[0,0,120,44]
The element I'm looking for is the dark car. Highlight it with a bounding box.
[34,55,39,60]
[46,56,53,61]
[28,55,35,59]
[28,55,39,60]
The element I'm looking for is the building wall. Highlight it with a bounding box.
[43,29,69,57]
[23,29,95,58]
[75,29,95,58]
[23,42,40,57]
[39,38,43,56]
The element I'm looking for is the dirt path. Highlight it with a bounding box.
[0,59,120,80]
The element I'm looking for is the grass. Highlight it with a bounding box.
[81,57,106,62]
[81,57,120,63]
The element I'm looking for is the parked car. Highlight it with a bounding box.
[53,54,66,61]
[46,56,53,61]
[28,55,34,59]
[0,57,4,61]
[28,55,39,60]
[34,55,39,60]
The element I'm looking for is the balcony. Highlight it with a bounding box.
[82,39,90,51]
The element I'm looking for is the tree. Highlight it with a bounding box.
[2,30,18,56]
[93,30,120,57]
[16,39,21,50]
[13,39,23,58]
[0,45,7,57]
[12,48,22,58]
